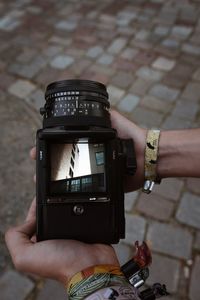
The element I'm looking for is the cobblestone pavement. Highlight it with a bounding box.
[0,0,200,299]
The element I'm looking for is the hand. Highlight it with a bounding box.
[110,110,146,191]
[5,198,119,285]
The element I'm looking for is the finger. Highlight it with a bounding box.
[26,198,36,222]
[30,147,36,160]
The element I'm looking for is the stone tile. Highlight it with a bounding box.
[129,78,153,96]
[117,93,140,113]
[50,55,74,69]
[140,95,172,113]
[153,178,184,202]
[113,243,132,265]
[28,89,44,110]
[147,222,192,259]
[162,39,180,49]
[194,232,200,251]
[148,254,181,293]
[0,270,34,300]
[36,279,66,300]
[186,178,200,195]
[42,45,63,58]
[125,191,139,212]
[0,15,21,31]
[107,85,125,105]
[111,71,135,89]
[97,53,114,65]
[193,68,200,81]
[107,37,127,54]
[162,115,193,130]
[16,48,37,63]
[176,192,200,230]
[8,79,36,99]
[135,29,149,41]
[181,82,200,102]
[120,47,138,60]
[124,214,146,245]
[130,107,164,128]
[152,56,176,71]
[172,26,193,38]
[189,256,200,300]
[86,46,103,58]
[149,84,180,102]
[55,20,77,31]
[154,26,169,36]
[136,193,174,221]
[171,100,198,121]
[136,66,164,82]
[49,36,72,46]
[182,44,200,56]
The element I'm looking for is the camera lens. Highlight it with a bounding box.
[41,79,111,128]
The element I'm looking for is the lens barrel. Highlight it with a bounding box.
[41,79,111,128]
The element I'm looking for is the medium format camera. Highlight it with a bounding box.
[36,79,136,244]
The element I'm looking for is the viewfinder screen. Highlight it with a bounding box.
[50,139,106,194]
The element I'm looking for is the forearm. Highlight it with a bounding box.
[157,128,200,179]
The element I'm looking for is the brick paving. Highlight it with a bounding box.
[0,0,200,299]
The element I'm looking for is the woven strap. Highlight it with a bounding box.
[144,129,160,181]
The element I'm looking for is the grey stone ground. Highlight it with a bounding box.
[0,0,200,299]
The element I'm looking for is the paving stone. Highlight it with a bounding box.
[0,15,21,31]
[8,79,36,99]
[135,29,149,41]
[162,39,180,49]
[130,107,164,128]
[16,48,37,63]
[182,43,200,56]
[147,222,192,259]
[148,254,181,293]
[107,37,127,54]
[50,55,74,69]
[140,95,172,113]
[171,100,198,121]
[113,243,132,265]
[149,84,180,102]
[107,85,125,105]
[42,45,63,58]
[86,46,103,58]
[194,232,200,251]
[97,53,114,65]
[136,66,164,82]
[154,26,169,36]
[136,193,174,221]
[28,89,44,110]
[154,178,184,202]
[49,36,72,46]
[124,214,146,245]
[111,71,135,89]
[189,256,200,300]
[182,82,200,102]
[55,20,77,31]
[129,78,153,96]
[162,115,193,130]
[176,192,200,230]
[0,270,34,300]
[186,178,200,195]
[117,93,139,113]
[125,191,139,212]
[120,47,138,60]
[172,26,193,38]
[152,56,176,71]
[193,68,200,81]
[36,279,66,300]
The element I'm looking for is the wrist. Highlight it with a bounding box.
[59,245,119,286]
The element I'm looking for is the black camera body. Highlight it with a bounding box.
[36,80,136,244]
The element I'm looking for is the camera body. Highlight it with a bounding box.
[36,80,136,244]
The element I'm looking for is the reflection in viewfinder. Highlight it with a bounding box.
[50,140,106,194]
